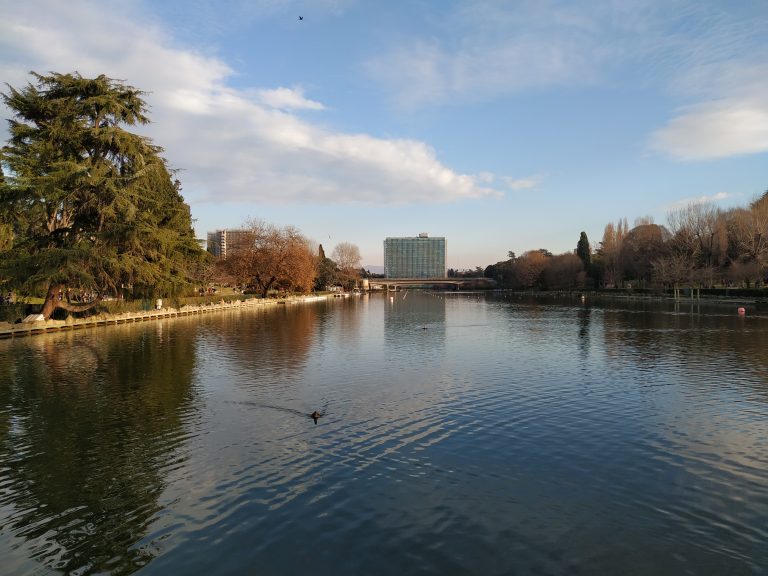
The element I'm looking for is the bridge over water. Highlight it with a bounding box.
[367,277,496,291]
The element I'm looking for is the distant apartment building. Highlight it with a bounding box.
[384,234,446,278]
[206,229,252,259]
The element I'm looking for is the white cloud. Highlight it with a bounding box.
[366,1,768,110]
[651,100,768,160]
[256,87,325,111]
[367,28,600,107]
[363,0,768,163]
[0,0,499,207]
[644,8,768,161]
[663,192,734,211]
[651,57,768,160]
[504,176,540,190]
[365,0,656,107]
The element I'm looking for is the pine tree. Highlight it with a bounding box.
[576,231,591,268]
[0,72,203,319]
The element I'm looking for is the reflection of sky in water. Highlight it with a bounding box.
[1,294,767,575]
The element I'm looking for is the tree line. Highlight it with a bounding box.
[0,72,363,320]
[4,71,766,322]
[211,221,364,298]
[485,195,768,292]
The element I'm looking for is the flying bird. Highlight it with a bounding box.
[298,16,303,20]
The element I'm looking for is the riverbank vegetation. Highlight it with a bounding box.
[4,71,768,320]
[1,72,365,320]
[0,72,204,319]
[485,195,768,295]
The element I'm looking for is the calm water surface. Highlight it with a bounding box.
[1,293,767,575]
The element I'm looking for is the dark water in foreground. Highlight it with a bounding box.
[1,293,767,575]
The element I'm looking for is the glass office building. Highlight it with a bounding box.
[384,234,446,278]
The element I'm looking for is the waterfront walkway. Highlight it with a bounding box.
[0,295,330,339]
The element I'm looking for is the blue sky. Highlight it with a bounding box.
[2,1,767,269]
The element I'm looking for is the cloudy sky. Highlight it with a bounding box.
[2,0,767,269]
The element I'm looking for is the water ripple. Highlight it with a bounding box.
[1,295,768,574]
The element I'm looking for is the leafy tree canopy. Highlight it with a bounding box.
[221,219,316,298]
[0,71,204,318]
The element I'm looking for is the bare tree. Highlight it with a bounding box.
[667,202,720,283]
[332,242,362,289]
[332,242,362,273]
[729,197,768,285]
[620,223,670,288]
[652,254,693,298]
[598,219,627,287]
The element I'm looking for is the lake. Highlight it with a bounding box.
[1,292,766,575]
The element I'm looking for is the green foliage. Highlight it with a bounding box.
[0,302,31,324]
[576,231,591,267]
[92,293,253,315]
[315,256,340,290]
[0,72,205,317]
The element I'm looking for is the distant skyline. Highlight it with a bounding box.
[2,1,767,269]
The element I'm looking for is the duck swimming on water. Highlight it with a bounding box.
[310,410,322,423]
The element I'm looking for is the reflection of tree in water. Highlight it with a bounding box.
[578,305,591,358]
[0,323,197,574]
[602,302,768,395]
[218,304,321,379]
[331,298,364,346]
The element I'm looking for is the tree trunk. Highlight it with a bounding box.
[260,276,276,299]
[40,283,63,320]
[40,283,102,320]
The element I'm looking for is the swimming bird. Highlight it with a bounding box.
[310,410,322,423]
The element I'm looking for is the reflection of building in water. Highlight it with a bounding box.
[206,229,252,259]
[384,292,447,354]
[384,234,446,278]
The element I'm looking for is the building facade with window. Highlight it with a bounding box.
[206,229,252,259]
[384,234,446,278]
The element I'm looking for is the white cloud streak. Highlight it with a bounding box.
[504,176,540,191]
[651,57,768,160]
[0,0,499,206]
[651,101,768,160]
[365,0,768,161]
[663,192,734,211]
[365,0,663,107]
[256,87,325,111]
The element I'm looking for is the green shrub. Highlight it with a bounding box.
[0,303,34,324]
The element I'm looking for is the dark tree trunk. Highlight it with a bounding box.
[260,276,276,299]
[40,283,102,320]
[40,284,63,320]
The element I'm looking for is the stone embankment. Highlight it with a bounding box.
[0,295,331,339]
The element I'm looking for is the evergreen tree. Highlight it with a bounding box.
[576,231,591,268]
[0,72,203,319]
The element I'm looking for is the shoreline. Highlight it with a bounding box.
[0,294,332,340]
[495,288,766,305]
